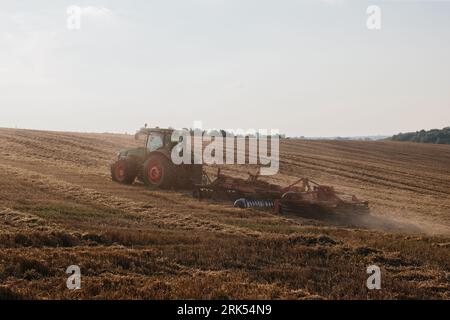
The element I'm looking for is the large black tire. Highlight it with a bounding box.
[111,159,137,185]
[143,154,175,189]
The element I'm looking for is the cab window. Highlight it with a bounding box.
[147,134,164,152]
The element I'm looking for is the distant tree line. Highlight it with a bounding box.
[390,127,450,144]
[188,128,286,139]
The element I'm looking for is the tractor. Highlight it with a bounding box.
[111,127,202,189]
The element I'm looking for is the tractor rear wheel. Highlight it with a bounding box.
[111,160,137,184]
[143,154,175,189]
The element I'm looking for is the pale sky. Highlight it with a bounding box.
[1,0,449,137]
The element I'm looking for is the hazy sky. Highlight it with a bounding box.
[1,0,449,137]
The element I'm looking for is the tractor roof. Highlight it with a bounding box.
[135,127,174,139]
[139,127,174,134]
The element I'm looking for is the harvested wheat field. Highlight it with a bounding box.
[0,127,449,300]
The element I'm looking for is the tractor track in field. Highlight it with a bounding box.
[281,149,450,189]
[281,140,450,173]
[0,162,262,237]
[280,155,450,197]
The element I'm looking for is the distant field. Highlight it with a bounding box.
[0,128,449,299]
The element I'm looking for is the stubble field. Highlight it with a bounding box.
[0,128,449,299]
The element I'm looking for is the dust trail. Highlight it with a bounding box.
[285,209,450,236]
[341,213,423,234]
[344,210,450,236]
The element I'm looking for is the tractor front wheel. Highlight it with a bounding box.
[143,155,175,189]
[111,159,136,185]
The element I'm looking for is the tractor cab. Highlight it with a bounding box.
[135,127,175,153]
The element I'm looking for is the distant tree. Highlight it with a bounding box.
[390,126,450,145]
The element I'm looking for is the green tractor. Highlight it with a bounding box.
[111,127,202,189]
